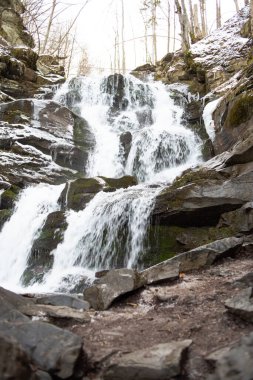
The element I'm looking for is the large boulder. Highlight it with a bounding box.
[0,334,34,380]
[83,269,145,310]
[0,321,84,379]
[104,340,192,380]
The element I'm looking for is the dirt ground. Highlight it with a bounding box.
[70,252,253,379]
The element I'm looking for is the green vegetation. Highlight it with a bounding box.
[226,93,253,128]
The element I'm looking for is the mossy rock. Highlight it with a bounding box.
[0,209,12,230]
[11,47,38,71]
[61,176,138,211]
[225,92,253,129]
[0,185,20,209]
[141,224,236,268]
[22,211,68,286]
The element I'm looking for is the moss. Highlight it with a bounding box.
[170,168,224,190]
[1,185,20,209]
[0,209,12,230]
[226,93,253,128]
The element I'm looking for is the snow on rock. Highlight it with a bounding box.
[191,6,250,70]
[203,97,223,141]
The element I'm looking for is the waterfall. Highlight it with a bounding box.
[0,74,202,292]
[0,184,64,292]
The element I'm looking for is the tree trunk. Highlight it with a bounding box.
[175,0,190,52]
[151,0,158,63]
[251,0,253,36]
[234,0,240,12]
[167,0,171,53]
[41,0,57,54]
[121,0,126,74]
[199,0,207,36]
[216,0,221,29]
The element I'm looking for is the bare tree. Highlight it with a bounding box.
[216,0,221,29]
[233,0,240,12]
[175,0,190,52]
[78,48,91,76]
[199,0,207,37]
[121,0,126,74]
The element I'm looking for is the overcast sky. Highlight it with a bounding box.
[65,0,246,74]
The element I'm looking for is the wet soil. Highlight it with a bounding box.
[70,252,253,379]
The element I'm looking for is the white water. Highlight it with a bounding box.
[0,184,64,292]
[0,74,202,292]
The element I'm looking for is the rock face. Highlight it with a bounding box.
[0,0,34,47]
[104,340,192,380]
[83,269,145,310]
[0,99,95,186]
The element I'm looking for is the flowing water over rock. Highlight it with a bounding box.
[0,74,202,292]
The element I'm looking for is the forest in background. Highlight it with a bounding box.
[21,0,251,76]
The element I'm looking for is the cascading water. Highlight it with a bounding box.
[0,74,202,293]
[0,184,64,292]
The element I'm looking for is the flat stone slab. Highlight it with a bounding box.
[20,303,91,323]
[142,237,243,283]
[103,340,192,380]
[225,287,253,322]
[35,294,90,310]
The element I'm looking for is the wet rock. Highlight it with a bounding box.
[208,332,253,380]
[104,340,192,380]
[120,131,132,162]
[22,211,67,285]
[36,294,90,311]
[0,334,34,380]
[225,287,253,322]
[0,320,84,379]
[142,237,243,282]
[83,269,145,310]
[61,175,137,211]
[0,99,95,184]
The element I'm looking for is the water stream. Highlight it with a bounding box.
[0,74,202,292]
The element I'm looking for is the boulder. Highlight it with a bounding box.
[83,269,145,310]
[225,287,253,322]
[104,340,192,380]
[0,321,84,379]
[0,334,34,380]
[208,332,253,380]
